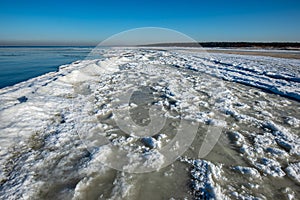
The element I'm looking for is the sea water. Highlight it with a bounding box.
[0,46,93,88]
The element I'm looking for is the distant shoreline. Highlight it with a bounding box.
[141,42,300,50]
[1,42,300,50]
[196,49,300,60]
[141,42,300,59]
[1,43,299,59]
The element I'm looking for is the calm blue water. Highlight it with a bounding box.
[0,46,94,88]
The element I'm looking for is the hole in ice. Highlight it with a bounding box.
[17,96,28,103]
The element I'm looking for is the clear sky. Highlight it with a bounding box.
[0,0,299,45]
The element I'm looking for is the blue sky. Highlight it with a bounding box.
[0,0,299,45]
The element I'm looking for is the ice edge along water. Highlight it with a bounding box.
[0,48,299,200]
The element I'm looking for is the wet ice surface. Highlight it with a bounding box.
[0,48,299,199]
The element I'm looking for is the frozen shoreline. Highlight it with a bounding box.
[0,48,299,199]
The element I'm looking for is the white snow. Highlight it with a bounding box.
[181,157,227,200]
[232,166,260,178]
[285,162,300,184]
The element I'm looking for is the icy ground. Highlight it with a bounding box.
[0,48,299,199]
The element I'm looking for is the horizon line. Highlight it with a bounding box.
[0,41,300,48]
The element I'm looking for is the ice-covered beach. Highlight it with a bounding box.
[0,48,299,199]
